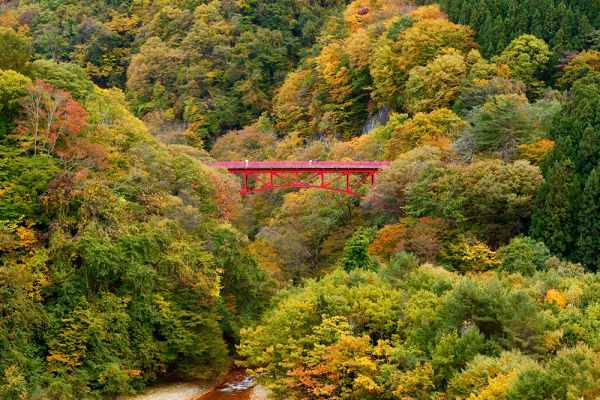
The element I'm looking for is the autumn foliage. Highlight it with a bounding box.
[14,79,105,169]
[0,0,599,398]
[16,79,87,154]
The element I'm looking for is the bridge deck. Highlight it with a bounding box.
[214,161,391,170]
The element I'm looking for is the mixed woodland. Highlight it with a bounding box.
[0,0,599,398]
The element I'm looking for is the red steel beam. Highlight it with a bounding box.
[214,161,391,198]
[214,161,391,169]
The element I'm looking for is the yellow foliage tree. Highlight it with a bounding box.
[390,362,435,398]
[384,108,464,160]
[273,70,312,138]
[517,139,555,165]
[248,237,284,279]
[126,36,185,109]
[405,52,467,113]
[558,50,600,88]
[370,40,403,106]
[211,124,277,161]
[329,133,381,161]
[443,237,501,272]
[543,330,564,353]
[396,18,475,76]
[345,29,373,71]
[370,13,474,108]
[343,0,376,32]
[316,42,353,103]
[409,4,447,20]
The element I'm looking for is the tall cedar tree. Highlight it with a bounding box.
[530,79,599,268]
[577,166,600,270]
[530,159,580,258]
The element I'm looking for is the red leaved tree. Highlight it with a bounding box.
[15,79,105,169]
[16,79,87,155]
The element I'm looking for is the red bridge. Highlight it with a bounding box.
[214,161,391,198]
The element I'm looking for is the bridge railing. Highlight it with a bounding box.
[213,161,392,169]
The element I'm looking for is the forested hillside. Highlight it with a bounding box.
[0,0,599,398]
[417,0,600,56]
[1,61,274,397]
[0,0,349,143]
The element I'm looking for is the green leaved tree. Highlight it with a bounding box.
[341,228,377,272]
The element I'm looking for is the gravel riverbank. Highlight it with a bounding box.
[125,383,213,400]
[124,375,268,400]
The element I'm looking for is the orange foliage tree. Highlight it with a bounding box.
[368,224,405,259]
[369,217,448,262]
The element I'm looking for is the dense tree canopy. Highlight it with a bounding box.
[0,61,271,397]
[239,262,600,399]
[417,0,599,57]
[0,0,599,398]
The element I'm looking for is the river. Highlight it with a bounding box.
[127,370,267,400]
[194,370,267,400]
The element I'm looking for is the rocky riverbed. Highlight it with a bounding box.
[127,371,267,400]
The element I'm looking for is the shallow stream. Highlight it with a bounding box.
[194,370,267,400]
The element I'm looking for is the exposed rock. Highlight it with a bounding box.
[362,106,391,135]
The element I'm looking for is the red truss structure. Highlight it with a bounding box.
[214,161,392,198]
